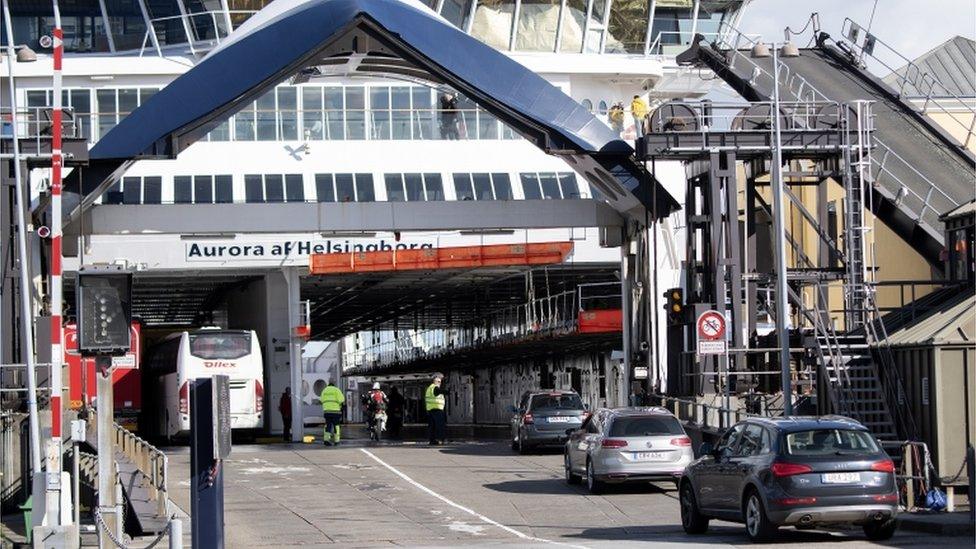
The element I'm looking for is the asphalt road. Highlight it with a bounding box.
[164,441,970,548]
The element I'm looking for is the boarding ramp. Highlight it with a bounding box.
[678,20,975,265]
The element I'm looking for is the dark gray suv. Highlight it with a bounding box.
[510,390,587,454]
[679,416,899,542]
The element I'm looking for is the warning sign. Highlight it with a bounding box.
[696,310,727,355]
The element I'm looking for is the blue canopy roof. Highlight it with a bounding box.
[72,0,678,218]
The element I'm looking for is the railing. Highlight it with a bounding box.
[139,10,257,57]
[646,394,757,433]
[113,422,169,517]
[645,99,847,136]
[841,17,976,149]
[873,279,960,319]
[346,289,582,372]
[0,106,80,152]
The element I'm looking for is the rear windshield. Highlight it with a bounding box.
[609,416,684,437]
[529,393,583,411]
[784,429,880,456]
[188,332,251,360]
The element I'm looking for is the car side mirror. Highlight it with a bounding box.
[698,442,714,458]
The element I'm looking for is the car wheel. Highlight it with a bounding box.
[586,459,604,494]
[565,452,582,485]
[862,519,897,541]
[744,491,777,543]
[679,481,709,534]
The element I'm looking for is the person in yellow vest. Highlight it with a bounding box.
[425,374,447,445]
[320,380,345,446]
[630,95,648,138]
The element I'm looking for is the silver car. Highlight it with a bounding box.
[564,407,694,493]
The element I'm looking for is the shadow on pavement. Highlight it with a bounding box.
[483,478,679,497]
[565,524,846,544]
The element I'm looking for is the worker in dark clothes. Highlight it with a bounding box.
[387,386,405,439]
[425,374,448,445]
[279,387,292,441]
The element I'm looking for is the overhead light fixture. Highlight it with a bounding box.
[319,231,376,238]
[750,42,771,58]
[179,233,236,240]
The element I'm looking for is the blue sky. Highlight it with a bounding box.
[737,0,975,60]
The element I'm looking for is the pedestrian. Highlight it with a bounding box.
[629,384,646,407]
[320,379,345,446]
[425,374,447,445]
[440,92,459,140]
[279,386,292,441]
[608,101,625,134]
[388,386,405,439]
[630,94,648,138]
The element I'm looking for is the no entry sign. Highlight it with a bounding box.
[697,310,727,355]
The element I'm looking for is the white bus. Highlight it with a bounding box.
[143,328,264,439]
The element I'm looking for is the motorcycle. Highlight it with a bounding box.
[370,410,387,441]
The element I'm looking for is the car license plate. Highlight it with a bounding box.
[635,451,667,461]
[547,416,571,423]
[822,472,860,484]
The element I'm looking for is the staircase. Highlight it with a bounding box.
[814,333,898,442]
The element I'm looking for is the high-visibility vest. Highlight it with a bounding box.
[425,383,445,411]
[321,385,345,412]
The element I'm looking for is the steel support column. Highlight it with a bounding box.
[284,268,304,442]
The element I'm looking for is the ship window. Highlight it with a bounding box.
[303,87,324,140]
[325,87,345,140]
[412,87,435,139]
[516,0,560,52]
[371,86,391,140]
[215,175,233,203]
[285,174,304,202]
[194,176,214,204]
[493,173,513,200]
[122,177,141,205]
[391,86,412,139]
[264,175,284,203]
[355,174,375,202]
[277,87,298,141]
[143,177,162,204]
[559,0,586,53]
[385,174,406,202]
[335,174,356,202]
[244,175,263,203]
[424,174,444,201]
[520,173,543,199]
[581,98,593,112]
[453,174,474,201]
[345,87,366,140]
[440,0,473,29]
[404,173,425,201]
[256,91,277,141]
[234,102,256,141]
[315,174,336,203]
[558,172,580,198]
[473,173,493,200]
[175,176,193,204]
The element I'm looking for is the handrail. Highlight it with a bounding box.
[841,17,976,148]
[138,10,258,57]
[647,393,757,433]
[112,422,169,517]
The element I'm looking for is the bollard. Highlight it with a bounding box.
[169,518,183,549]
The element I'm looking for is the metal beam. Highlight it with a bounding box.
[69,199,624,237]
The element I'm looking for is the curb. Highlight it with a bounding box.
[896,513,975,536]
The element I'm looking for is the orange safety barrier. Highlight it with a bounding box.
[310,241,574,275]
[578,309,623,333]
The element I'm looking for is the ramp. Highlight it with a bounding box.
[680,31,975,265]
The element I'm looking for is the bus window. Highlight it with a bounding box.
[188,332,251,360]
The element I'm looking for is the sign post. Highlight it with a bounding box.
[696,310,730,427]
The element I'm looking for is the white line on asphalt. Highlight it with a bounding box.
[359,448,590,549]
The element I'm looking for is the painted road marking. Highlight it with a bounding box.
[360,448,589,548]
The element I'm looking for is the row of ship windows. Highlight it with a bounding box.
[101,172,588,205]
[25,84,519,144]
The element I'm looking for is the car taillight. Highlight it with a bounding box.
[670,436,692,447]
[771,462,813,477]
[870,460,895,473]
[523,413,533,425]
[601,439,628,448]
[255,381,264,413]
[873,494,898,503]
[178,382,189,414]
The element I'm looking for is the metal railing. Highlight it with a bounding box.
[647,394,757,433]
[0,106,80,153]
[112,422,169,518]
[841,17,976,149]
[139,10,257,57]
[346,289,583,372]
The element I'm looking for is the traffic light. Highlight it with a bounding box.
[76,267,132,356]
[663,288,684,324]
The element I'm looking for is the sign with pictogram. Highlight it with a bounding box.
[696,310,727,355]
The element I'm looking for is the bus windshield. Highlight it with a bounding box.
[188,332,251,360]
